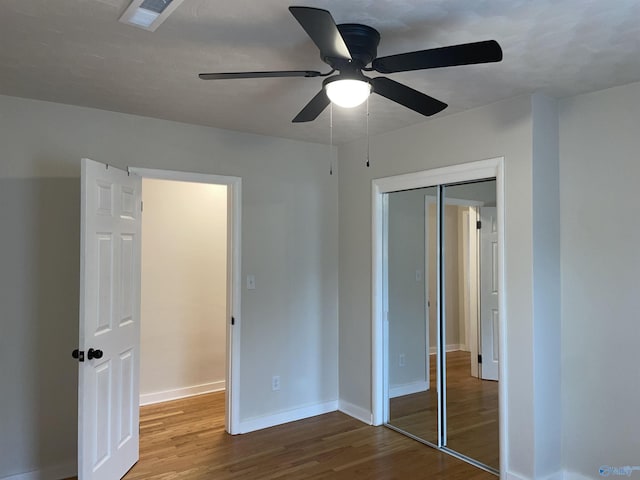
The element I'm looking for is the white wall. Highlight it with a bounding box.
[140,179,227,404]
[0,94,338,479]
[559,82,640,479]
[338,95,542,479]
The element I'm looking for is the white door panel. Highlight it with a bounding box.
[79,158,141,480]
[480,207,499,381]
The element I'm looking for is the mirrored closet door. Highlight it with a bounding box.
[386,186,438,446]
[384,178,499,474]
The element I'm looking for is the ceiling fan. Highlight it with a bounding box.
[199,6,503,123]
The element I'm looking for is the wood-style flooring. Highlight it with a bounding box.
[389,350,499,470]
[67,389,496,479]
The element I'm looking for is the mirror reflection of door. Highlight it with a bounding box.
[443,180,499,471]
[385,178,499,474]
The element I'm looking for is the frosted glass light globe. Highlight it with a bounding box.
[325,79,371,108]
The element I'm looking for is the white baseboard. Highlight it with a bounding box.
[1,461,76,480]
[429,344,466,355]
[140,380,225,406]
[505,472,528,480]
[505,470,565,480]
[338,399,373,425]
[389,380,428,398]
[564,471,596,480]
[540,471,565,480]
[239,400,338,434]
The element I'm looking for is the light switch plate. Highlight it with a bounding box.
[247,275,256,290]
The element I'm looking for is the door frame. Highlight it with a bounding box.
[130,167,242,435]
[371,157,506,475]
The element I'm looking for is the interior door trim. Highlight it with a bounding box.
[129,167,242,435]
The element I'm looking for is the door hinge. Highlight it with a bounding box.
[478,354,483,364]
[476,220,482,229]
[231,316,235,325]
[140,201,144,213]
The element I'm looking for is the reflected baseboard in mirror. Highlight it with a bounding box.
[389,351,498,470]
[388,351,438,446]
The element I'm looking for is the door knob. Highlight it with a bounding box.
[87,348,103,360]
[72,349,85,362]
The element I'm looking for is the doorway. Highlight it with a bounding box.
[371,158,505,476]
[139,178,227,408]
[130,167,242,435]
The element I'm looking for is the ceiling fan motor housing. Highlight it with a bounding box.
[330,23,381,69]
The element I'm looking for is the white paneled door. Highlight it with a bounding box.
[479,207,499,382]
[78,158,141,480]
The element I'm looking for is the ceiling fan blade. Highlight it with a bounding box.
[199,70,322,80]
[289,6,351,62]
[371,77,447,116]
[373,40,502,74]
[292,89,330,123]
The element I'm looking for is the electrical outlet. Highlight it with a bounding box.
[399,353,406,367]
[272,375,280,391]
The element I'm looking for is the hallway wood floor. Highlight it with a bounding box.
[69,390,496,479]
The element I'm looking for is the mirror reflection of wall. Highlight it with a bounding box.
[385,178,499,474]
[387,186,437,445]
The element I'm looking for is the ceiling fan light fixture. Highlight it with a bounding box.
[325,79,371,108]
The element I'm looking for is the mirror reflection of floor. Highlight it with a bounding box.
[388,350,499,470]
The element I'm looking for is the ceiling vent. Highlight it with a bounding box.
[119,0,184,31]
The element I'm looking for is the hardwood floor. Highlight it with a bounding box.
[68,390,496,479]
[389,350,499,470]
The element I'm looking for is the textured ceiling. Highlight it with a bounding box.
[1,0,639,144]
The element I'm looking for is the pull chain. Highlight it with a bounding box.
[366,97,370,168]
[329,103,333,175]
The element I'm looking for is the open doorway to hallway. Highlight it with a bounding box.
[139,179,228,411]
[129,166,242,435]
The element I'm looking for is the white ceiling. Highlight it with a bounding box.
[1,0,639,145]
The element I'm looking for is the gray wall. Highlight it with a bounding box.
[531,93,562,479]
[0,94,338,478]
[0,177,79,479]
[559,82,640,479]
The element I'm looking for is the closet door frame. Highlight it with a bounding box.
[371,157,506,475]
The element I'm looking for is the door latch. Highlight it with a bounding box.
[72,349,85,362]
